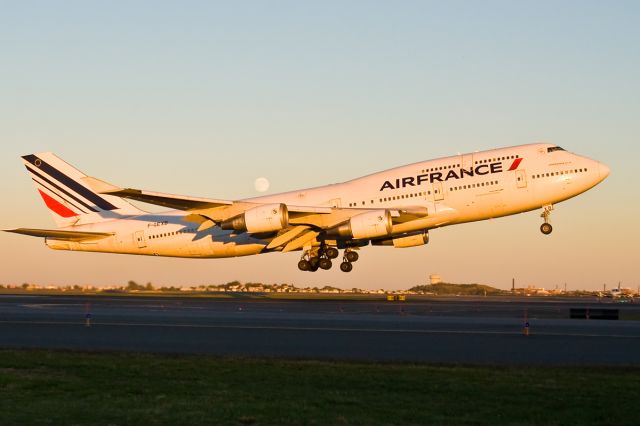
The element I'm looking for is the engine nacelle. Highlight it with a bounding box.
[327,210,392,240]
[221,203,288,233]
[372,231,429,248]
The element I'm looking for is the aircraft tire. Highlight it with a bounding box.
[326,247,339,259]
[340,261,353,273]
[309,257,320,268]
[319,258,332,270]
[298,260,311,271]
[540,223,553,235]
[345,251,359,262]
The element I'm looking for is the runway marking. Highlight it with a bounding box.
[0,320,638,339]
[20,304,86,309]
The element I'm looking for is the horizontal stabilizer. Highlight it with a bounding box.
[4,228,114,242]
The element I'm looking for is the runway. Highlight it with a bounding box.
[1,294,639,365]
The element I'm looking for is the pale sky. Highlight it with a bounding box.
[1,1,638,291]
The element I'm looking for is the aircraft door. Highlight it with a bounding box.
[134,230,147,248]
[461,153,474,170]
[516,170,527,189]
[433,182,444,201]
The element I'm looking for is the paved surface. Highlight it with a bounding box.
[1,294,639,365]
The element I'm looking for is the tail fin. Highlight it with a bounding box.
[22,152,144,228]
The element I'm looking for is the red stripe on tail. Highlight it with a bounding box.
[38,190,79,218]
[508,158,523,171]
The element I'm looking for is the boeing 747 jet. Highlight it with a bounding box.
[6,143,609,272]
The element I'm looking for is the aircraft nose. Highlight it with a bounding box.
[598,162,610,180]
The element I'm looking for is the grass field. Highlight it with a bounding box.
[0,350,639,425]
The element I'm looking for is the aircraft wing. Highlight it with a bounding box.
[103,188,233,211]
[4,228,114,242]
[94,180,447,251]
[82,177,232,211]
[258,206,441,251]
[97,182,334,215]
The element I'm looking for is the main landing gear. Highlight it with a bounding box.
[298,247,358,273]
[540,204,553,235]
[339,249,359,273]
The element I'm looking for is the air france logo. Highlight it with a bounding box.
[380,158,523,191]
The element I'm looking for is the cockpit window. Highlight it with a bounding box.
[547,146,565,153]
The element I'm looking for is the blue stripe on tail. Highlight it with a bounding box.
[22,154,118,211]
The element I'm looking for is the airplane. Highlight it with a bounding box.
[5,143,609,273]
[607,282,632,298]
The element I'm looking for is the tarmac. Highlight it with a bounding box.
[1,294,639,366]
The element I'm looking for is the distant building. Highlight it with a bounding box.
[430,274,442,285]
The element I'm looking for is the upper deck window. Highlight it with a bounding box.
[547,146,565,153]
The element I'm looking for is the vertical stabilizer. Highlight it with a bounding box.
[22,152,144,228]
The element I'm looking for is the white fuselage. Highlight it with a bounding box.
[45,143,608,258]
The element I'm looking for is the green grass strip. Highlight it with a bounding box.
[0,349,638,425]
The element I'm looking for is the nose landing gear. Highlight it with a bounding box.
[540,204,554,235]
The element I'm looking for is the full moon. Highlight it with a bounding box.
[254,177,270,192]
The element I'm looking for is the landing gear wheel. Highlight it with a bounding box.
[309,257,320,269]
[325,247,339,259]
[340,261,353,273]
[319,258,332,270]
[539,204,554,235]
[298,260,310,271]
[345,251,359,262]
[309,264,319,272]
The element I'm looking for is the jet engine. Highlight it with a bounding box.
[221,203,288,233]
[372,230,429,248]
[327,210,392,239]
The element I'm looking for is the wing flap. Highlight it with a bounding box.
[282,230,320,253]
[266,225,310,249]
[4,228,114,242]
